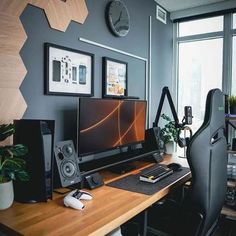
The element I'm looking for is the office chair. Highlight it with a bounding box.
[147,88,227,236]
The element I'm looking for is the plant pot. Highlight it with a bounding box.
[164,141,174,155]
[0,180,14,210]
[230,106,236,115]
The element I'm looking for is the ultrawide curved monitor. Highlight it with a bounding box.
[78,98,146,156]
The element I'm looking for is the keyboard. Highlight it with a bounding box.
[139,164,173,183]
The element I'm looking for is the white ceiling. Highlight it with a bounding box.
[155,0,231,12]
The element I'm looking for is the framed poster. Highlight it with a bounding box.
[44,43,94,96]
[102,57,128,98]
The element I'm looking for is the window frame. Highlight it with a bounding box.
[174,12,236,112]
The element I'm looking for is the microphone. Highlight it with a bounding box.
[184,106,193,125]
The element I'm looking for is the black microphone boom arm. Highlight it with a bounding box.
[153,87,181,128]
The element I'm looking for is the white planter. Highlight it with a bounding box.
[165,141,174,154]
[0,180,14,210]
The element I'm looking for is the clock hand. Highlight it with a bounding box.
[114,11,123,26]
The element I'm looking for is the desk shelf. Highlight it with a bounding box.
[225,114,236,220]
[223,181,236,219]
[225,116,236,121]
[227,150,236,154]
[222,205,236,219]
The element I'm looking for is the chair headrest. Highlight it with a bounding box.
[202,89,225,129]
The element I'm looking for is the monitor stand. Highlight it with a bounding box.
[108,163,136,174]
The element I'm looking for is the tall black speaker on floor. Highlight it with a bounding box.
[13,119,55,203]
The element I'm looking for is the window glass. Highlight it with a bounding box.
[233,13,236,29]
[179,16,223,37]
[178,38,223,133]
[232,36,236,95]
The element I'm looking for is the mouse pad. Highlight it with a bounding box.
[106,167,190,195]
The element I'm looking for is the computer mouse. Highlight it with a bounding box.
[167,163,182,171]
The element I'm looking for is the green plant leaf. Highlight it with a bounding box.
[16,170,29,181]
[160,113,179,144]
[8,172,15,180]
[3,159,24,170]
[6,144,28,157]
[0,124,15,142]
[228,95,236,106]
[0,123,29,183]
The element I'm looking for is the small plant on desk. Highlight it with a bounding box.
[160,114,178,154]
[0,124,29,210]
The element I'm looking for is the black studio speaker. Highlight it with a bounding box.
[54,140,81,188]
[13,119,55,203]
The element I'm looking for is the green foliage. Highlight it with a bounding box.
[0,124,29,183]
[160,114,178,144]
[228,95,236,106]
[0,124,15,142]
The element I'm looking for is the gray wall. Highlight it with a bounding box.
[20,0,173,152]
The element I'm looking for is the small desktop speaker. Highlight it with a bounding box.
[13,119,55,203]
[54,140,81,188]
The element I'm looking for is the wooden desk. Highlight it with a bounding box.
[0,155,191,236]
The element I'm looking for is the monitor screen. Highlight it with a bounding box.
[78,98,147,156]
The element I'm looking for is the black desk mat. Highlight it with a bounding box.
[107,167,190,195]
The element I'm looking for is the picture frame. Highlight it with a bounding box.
[44,43,94,96]
[102,57,128,98]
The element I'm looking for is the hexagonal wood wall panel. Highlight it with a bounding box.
[0,0,88,125]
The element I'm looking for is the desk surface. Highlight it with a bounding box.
[0,155,191,236]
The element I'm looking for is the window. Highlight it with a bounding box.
[178,16,223,37]
[177,16,224,133]
[178,39,223,131]
[233,13,236,29]
[232,36,236,95]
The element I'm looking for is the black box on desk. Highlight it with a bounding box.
[143,127,164,153]
[13,119,55,203]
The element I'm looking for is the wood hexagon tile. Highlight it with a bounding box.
[0,0,28,17]
[0,54,27,89]
[0,13,27,54]
[0,12,27,89]
[68,0,88,24]
[31,0,88,32]
[0,89,27,124]
[44,0,72,32]
[29,0,49,10]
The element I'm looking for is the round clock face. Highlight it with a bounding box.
[107,0,130,37]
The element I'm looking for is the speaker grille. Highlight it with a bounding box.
[60,160,77,179]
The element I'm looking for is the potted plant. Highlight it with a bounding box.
[160,114,178,154]
[228,95,236,114]
[0,124,28,210]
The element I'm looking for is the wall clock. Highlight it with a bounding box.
[106,0,130,37]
